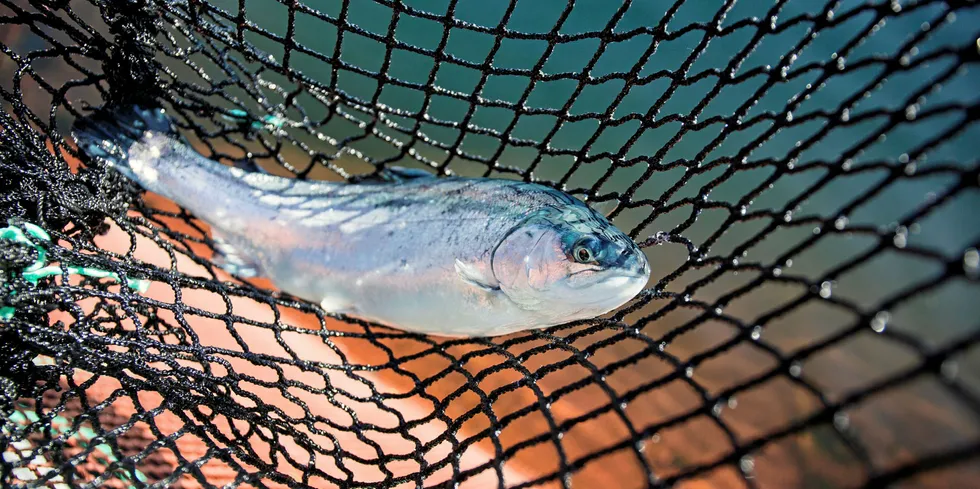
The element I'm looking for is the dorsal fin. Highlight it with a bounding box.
[232,158,268,174]
[350,166,435,185]
[572,193,620,217]
[588,198,619,217]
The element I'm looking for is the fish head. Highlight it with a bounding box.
[491,205,650,323]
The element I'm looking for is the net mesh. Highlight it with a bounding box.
[1,0,979,487]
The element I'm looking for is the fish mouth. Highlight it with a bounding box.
[586,247,650,289]
[568,271,647,311]
[609,273,649,306]
[598,272,647,287]
[611,245,650,278]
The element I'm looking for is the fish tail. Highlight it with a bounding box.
[71,104,177,182]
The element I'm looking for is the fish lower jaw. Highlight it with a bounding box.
[578,278,648,317]
[600,275,632,288]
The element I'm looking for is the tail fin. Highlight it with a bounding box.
[71,105,177,180]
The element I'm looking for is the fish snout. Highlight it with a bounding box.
[612,245,650,279]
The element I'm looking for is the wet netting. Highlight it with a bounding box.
[1,0,979,487]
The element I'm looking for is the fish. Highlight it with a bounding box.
[71,105,650,337]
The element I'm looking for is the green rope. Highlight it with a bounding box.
[223,109,291,131]
[0,221,150,320]
[7,409,149,486]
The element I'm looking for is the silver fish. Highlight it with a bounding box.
[72,105,650,337]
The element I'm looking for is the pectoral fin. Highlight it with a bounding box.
[211,231,262,278]
[454,259,500,292]
[319,296,355,314]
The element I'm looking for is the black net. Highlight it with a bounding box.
[1,0,979,487]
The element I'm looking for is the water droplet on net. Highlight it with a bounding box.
[750,326,762,341]
[819,281,832,298]
[789,362,802,377]
[740,456,755,473]
[834,216,849,230]
[870,311,890,333]
[833,412,850,430]
[893,231,907,249]
[940,359,959,381]
[904,104,918,120]
[685,366,695,378]
[963,248,979,279]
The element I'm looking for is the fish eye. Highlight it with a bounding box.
[574,246,593,263]
[570,236,601,264]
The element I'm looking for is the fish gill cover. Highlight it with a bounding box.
[0,0,978,488]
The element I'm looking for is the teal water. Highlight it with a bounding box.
[211,0,980,335]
